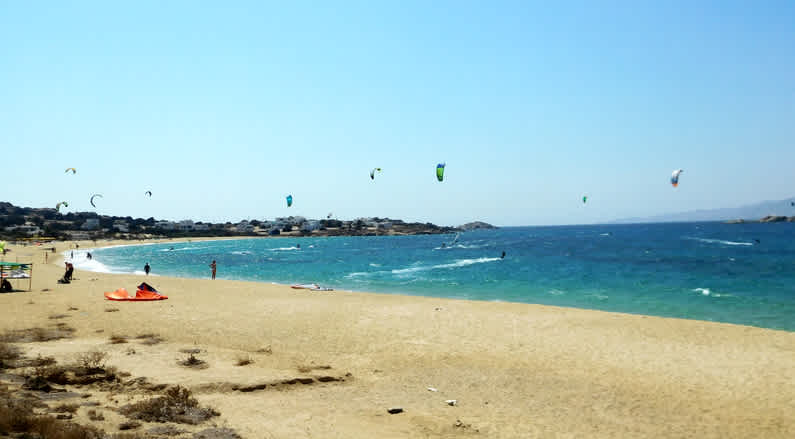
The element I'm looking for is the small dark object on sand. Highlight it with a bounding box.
[387,407,403,414]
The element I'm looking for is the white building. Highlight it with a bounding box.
[4,223,42,236]
[68,231,91,240]
[301,220,321,232]
[236,221,254,233]
[178,220,195,231]
[194,223,209,231]
[112,220,129,233]
[81,218,100,230]
[155,220,176,231]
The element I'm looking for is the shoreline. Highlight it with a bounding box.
[61,237,795,333]
[59,237,795,333]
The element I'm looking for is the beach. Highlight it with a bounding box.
[1,239,793,438]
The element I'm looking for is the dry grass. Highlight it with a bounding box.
[109,334,128,344]
[49,313,70,320]
[135,333,164,345]
[51,403,80,413]
[105,307,120,313]
[28,354,57,367]
[87,409,105,421]
[0,341,21,368]
[296,364,331,373]
[235,355,254,366]
[179,348,202,354]
[119,420,141,430]
[68,305,79,311]
[0,388,105,438]
[0,324,75,343]
[178,353,208,369]
[76,350,108,370]
[256,345,273,354]
[119,386,219,425]
[28,351,118,387]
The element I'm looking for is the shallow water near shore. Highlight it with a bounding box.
[73,222,795,331]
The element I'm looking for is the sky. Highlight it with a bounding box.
[1,0,793,226]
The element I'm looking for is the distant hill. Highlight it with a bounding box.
[612,197,795,223]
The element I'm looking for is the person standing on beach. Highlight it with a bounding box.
[210,260,217,280]
[144,262,151,276]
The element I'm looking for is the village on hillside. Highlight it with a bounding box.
[0,202,495,241]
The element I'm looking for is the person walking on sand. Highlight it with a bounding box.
[144,262,151,276]
[209,260,217,280]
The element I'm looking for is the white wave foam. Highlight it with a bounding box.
[230,250,252,255]
[159,246,205,252]
[391,257,500,275]
[687,237,753,246]
[270,247,299,251]
[433,244,483,250]
[693,287,711,296]
[692,288,728,298]
[70,259,115,274]
[369,263,381,267]
[547,289,565,296]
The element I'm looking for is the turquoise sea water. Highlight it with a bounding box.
[73,222,795,331]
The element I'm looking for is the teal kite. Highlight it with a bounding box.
[56,201,69,211]
[370,168,382,180]
[436,163,445,182]
[286,195,293,207]
[582,195,588,204]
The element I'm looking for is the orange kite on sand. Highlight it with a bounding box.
[104,282,168,301]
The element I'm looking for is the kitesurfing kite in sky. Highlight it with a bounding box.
[370,168,381,180]
[64,168,76,174]
[436,163,446,182]
[90,194,103,208]
[145,191,152,197]
[670,169,683,187]
[583,195,588,204]
[286,195,293,207]
[56,201,68,211]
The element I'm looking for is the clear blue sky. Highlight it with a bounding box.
[1,1,793,226]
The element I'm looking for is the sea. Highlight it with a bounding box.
[69,222,795,331]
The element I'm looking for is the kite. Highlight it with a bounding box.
[670,169,683,187]
[370,168,382,180]
[90,194,103,208]
[583,195,588,204]
[145,191,152,197]
[65,168,76,174]
[286,195,293,207]
[436,163,446,182]
[327,213,333,219]
[56,201,69,211]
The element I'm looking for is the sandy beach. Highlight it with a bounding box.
[1,239,793,438]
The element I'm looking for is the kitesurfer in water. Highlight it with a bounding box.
[501,251,506,259]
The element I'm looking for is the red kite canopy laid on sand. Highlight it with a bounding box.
[104,283,168,301]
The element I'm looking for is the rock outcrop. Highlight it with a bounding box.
[457,221,497,231]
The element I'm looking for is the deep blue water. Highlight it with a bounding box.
[73,222,795,331]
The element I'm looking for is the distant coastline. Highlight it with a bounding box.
[725,216,795,224]
[0,201,496,241]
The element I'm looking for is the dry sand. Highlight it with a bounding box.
[1,239,794,438]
